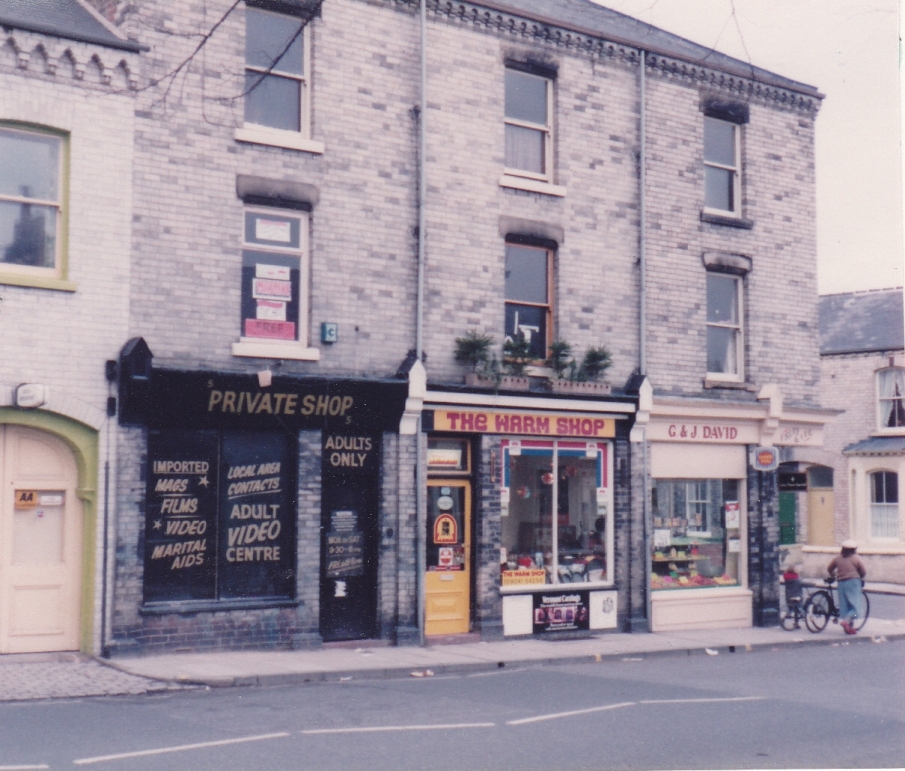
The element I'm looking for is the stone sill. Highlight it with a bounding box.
[499,174,566,197]
[500,581,615,595]
[232,340,321,361]
[701,210,754,229]
[703,377,755,391]
[235,126,325,154]
[0,274,77,292]
[802,545,905,555]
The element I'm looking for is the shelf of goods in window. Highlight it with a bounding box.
[651,546,737,590]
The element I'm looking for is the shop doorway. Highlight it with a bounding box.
[425,479,472,636]
[0,425,83,653]
[319,475,379,642]
[807,465,835,546]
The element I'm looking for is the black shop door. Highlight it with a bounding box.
[319,476,379,641]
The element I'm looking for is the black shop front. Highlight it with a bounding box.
[116,341,409,651]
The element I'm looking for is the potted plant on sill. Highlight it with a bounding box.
[454,330,497,387]
[546,341,613,395]
[499,333,532,390]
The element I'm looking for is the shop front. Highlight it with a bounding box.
[422,390,636,638]
[641,388,833,631]
[115,339,410,651]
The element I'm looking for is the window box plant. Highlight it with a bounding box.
[454,331,530,390]
[546,342,612,395]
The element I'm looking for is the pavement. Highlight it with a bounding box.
[2,582,903,703]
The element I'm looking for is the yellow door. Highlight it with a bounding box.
[0,425,83,653]
[425,480,471,636]
[808,487,835,546]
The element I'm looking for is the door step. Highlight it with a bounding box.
[426,632,481,646]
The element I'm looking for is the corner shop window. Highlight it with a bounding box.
[501,441,610,586]
[651,479,741,590]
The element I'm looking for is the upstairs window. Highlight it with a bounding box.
[0,126,64,279]
[878,368,905,431]
[240,207,305,343]
[244,6,308,134]
[706,272,743,380]
[505,243,552,361]
[704,116,740,215]
[505,68,552,180]
[870,470,899,539]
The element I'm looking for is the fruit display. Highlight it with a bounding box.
[651,572,737,590]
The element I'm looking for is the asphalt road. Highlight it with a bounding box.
[1,639,902,771]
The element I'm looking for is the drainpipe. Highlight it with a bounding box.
[414,0,428,646]
[639,50,653,630]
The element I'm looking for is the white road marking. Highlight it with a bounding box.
[72,732,290,765]
[639,696,766,705]
[0,765,50,770]
[302,722,495,735]
[507,701,636,725]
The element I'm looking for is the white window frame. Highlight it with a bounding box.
[233,7,323,154]
[868,469,900,540]
[503,68,553,184]
[705,272,744,382]
[703,115,741,217]
[876,367,905,434]
[0,125,70,288]
[232,205,319,361]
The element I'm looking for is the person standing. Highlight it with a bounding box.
[827,540,867,634]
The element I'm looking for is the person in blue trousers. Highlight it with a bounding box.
[827,539,867,634]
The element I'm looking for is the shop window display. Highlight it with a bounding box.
[501,441,610,586]
[651,479,741,590]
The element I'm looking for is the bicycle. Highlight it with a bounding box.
[803,578,870,633]
[779,575,807,631]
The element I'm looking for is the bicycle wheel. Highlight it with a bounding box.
[780,603,802,631]
[804,591,831,633]
[852,592,870,632]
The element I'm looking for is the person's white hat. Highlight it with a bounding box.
[841,539,858,549]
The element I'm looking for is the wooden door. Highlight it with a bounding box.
[425,480,471,636]
[0,425,83,653]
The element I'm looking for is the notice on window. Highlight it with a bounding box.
[256,263,291,281]
[253,277,292,300]
[144,431,218,603]
[725,501,741,529]
[255,219,292,244]
[325,510,364,578]
[256,299,287,321]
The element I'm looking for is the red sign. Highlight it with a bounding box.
[432,409,615,438]
[433,513,458,544]
[244,319,296,340]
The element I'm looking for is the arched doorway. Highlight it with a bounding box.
[1,425,84,652]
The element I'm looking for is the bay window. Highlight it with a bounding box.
[870,470,899,539]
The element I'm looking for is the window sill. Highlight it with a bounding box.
[701,210,754,229]
[232,339,321,361]
[140,597,298,616]
[0,274,77,292]
[234,126,325,155]
[499,174,566,198]
[703,376,754,391]
[500,581,615,595]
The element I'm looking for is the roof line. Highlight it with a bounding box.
[819,286,904,299]
[471,0,823,98]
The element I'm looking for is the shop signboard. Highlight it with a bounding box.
[430,409,615,438]
[125,369,408,433]
[532,590,590,634]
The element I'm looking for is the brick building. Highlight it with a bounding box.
[0,0,140,654]
[798,288,905,583]
[2,0,834,655]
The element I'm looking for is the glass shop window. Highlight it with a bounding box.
[501,442,610,586]
[651,479,742,590]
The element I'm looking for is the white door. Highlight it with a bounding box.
[0,425,83,653]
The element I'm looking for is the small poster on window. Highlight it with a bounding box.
[725,501,741,529]
[255,218,292,243]
[256,299,286,321]
[256,263,291,281]
[653,528,672,548]
[253,277,292,300]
